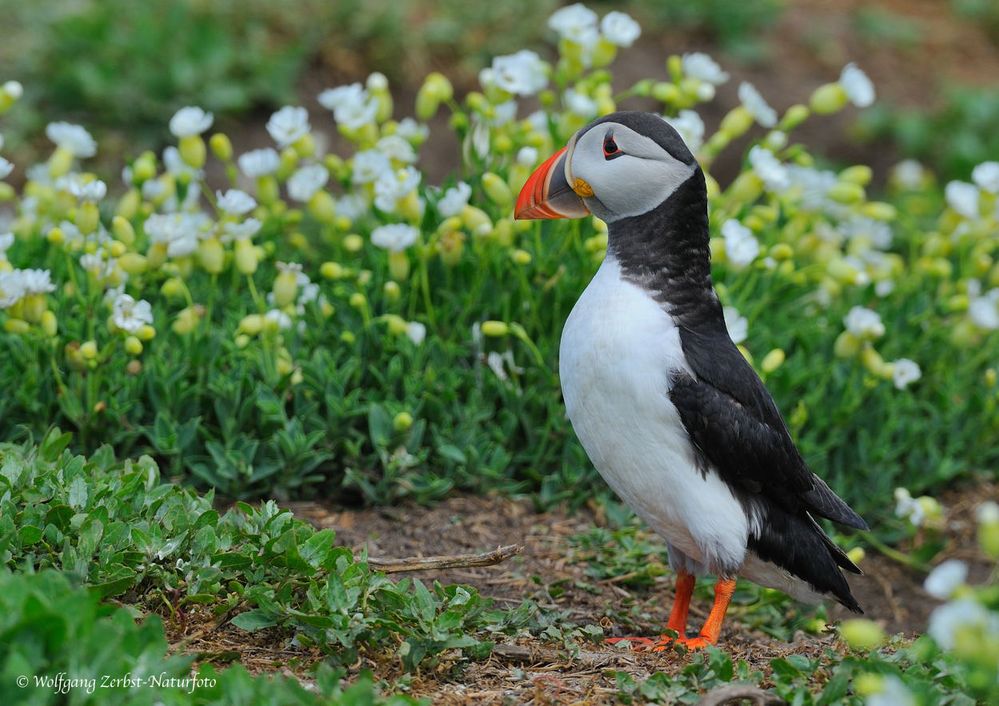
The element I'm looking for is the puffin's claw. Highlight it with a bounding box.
[650,634,712,652]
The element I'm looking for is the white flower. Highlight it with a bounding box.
[666,110,705,153]
[111,294,153,333]
[395,118,429,143]
[924,560,968,600]
[216,189,256,216]
[891,358,922,390]
[318,83,379,130]
[864,676,915,706]
[600,11,640,47]
[486,351,508,381]
[682,53,729,85]
[371,223,419,252]
[977,501,999,524]
[516,146,539,166]
[2,81,21,99]
[405,321,426,345]
[485,50,548,96]
[738,82,777,128]
[748,146,790,192]
[266,106,310,147]
[265,309,293,330]
[928,599,998,650]
[437,182,471,217]
[844,306,885,339]
[0,268,56,308]
[564,89,597,117]
[548,4,599,43]
[376,135,417,164]
[894,487,924,526]
[721,220,759,268]
[968,288,999,330]
[0,156,12,180]
[723,306,748,345]
[374,167,421,213]
[238,148,280,178]
[145,212,208,258]
[287,164,329,202]
[840,63,875,108]
[45,122,97,158]
[336,193,369,221]
[222,218,261,242]
[971,161,999,193]
[892,159,925,189]
[0,232,13,256]
[352,149,393,185]
[945,181,980,219]
[57,175,107,202]
[490,100,518,127]
[169,106,213,138]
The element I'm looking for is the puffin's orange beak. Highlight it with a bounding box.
[514,146,590,220]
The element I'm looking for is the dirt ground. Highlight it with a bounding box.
[223,479,991,705]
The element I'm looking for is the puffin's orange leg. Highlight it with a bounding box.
[606,572,695,650]
[653,577,736,651]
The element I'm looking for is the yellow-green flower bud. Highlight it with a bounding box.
[239,314,264,335]
[235,333,251,349]
[343,234,364,253]
[77,202,100,235]
[80,340,98,360]
[651,82,680,104]
[137,324,156,341]
[197,237,225,274]
[161,277,188,300]
[861,202,897,221]
[272,270,298,307]
[727,172,764,204]
[985,368,997,387]
[179,135,206,169]
[109,216,136,246]
[719,106,754,139]
[384,314,407,335]
[828,181,865,205]
[308,191,337,223]
[172,306,202,335]
[124,336,143,356]
[393,411,414,432]
[3,318,29,334]
[438,230,465,266]
[854,674,884,697]
[209,133,233,161]
[132,152,157,182]
[779,104,810,131]
[320,261,345,280]
[510,249,532,266]
[840,619,885,651]
[761,348,786,374]
[861,346,891,378]
[978,508,999,559]
[834,331,861,358]
[233,239,258,275]
[840,165,872,186]
[388,251,410,281]
[416,73,453,120]
[481,320,509,337]
[384,280,401,301]
[49,146,74,178]
[810,83,848,114]
[847,547,865,565]
[770,243,794,261]
[41,310,58,337]
[461,205,492,236]
[349,292,367,309]
[482,172,513,206]
[21,293,47,323]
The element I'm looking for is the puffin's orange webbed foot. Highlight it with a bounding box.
[650,634,713,652]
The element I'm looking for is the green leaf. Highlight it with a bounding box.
[231,609,277,632]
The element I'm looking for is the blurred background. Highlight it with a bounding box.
[3,0,998,185]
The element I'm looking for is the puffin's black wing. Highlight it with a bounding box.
[671,324,868,531]
[670,325,866,612]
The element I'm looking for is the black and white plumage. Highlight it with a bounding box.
[516,111,867,623]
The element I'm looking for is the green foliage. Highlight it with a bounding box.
[0,435,530,672]
[859,87,999,181]
[0,569,427,705]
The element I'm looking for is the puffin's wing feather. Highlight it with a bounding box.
[669,329,867,530]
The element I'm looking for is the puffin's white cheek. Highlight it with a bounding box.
[593,158,695,220]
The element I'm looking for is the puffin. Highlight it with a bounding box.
[514,111,868,651]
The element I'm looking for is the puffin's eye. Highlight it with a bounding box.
[603,134,622,160]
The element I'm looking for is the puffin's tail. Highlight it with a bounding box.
[748,506,863,613]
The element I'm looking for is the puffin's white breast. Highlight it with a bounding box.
[558,255,750,572]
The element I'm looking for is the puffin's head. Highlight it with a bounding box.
[515,111,699,224]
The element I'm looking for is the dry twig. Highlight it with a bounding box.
[367,544,523,573]
[698,683,785,706]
